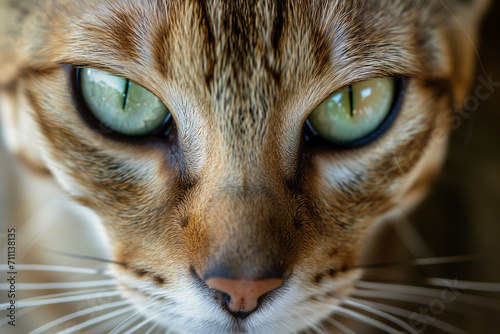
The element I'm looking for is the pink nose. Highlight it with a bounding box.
[205,277,283,313]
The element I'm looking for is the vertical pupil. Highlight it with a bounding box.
[123,80,131,109]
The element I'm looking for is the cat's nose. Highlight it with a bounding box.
[205,277,283,316]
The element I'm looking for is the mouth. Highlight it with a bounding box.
[112,272,249,333]
[109,262,361,334]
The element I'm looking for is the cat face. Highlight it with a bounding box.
[0,0,490,332]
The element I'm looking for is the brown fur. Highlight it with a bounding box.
[0,0,491,332]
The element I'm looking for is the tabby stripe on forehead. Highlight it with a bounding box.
[109,11,139,61]
[198,0,216,87]
[271,1,284,52]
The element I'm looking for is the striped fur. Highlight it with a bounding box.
[0,0,490,332]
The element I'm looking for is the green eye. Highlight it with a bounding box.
[78,68,171,136]
[307,78,398,146]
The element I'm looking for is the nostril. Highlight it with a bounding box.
[221,293,251,319]
[205,277,283,315]
[221,294,256,320]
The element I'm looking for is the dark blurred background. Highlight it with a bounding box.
[407,1,500,332]
[356,2,500,333]
[411,0,500,282]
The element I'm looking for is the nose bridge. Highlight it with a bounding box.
[209,97,273,177]
[185,101,288,279]
[200,123,277,202]
[200,184,285,280]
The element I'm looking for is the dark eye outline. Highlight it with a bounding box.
[304,78,407,149]
[73,67,175,138]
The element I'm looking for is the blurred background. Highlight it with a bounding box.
[411,0,500,297]
[1,1,499,333]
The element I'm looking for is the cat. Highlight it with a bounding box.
[0,0,498,333]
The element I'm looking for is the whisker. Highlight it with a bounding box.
[108,308,145,334]
[330,305,403,334]
[122,313,162,334]
[144,324,160,334]
[352,289,443,307]
[389,216,436,260]
[346,297,468,334]
[354,281,500,311]
[308,322,328,334]
[351,288,498,316]
[0,264,112,276]
[324,317,357,334]
[303,327,315,334]
[0,290,122,309]
[144,323,161,334]
[425,278,500,293]
[338,272,500,295]
[0,279,115,290]
[0,288,113,327]
[349,254,484,271]
[41,247,126,266]
[307,323,328,334]
[53,305,136,334]
[108,297,167,334]
[14,287,112,302]
[341,298,419,334]
[27,299,131,334]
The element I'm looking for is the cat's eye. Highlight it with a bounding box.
[77,68,171,136]
[307,78,401,147]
